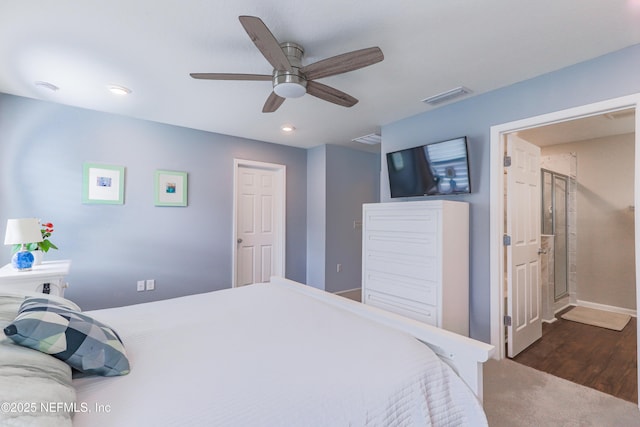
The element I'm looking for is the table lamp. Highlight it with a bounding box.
[4,218,43,271]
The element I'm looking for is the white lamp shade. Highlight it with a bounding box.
[4,218,43,245]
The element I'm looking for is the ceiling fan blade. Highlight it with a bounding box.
[239,16,293,72]
[190,73,272,81]
[301,47,383,81]
[263,92,285,113]
[306,81,358,107]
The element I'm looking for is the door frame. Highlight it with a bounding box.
[489,94,640,371]
[232,158,286,287]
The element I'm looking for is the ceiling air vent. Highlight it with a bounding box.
[352,133,381,145]
[422,86,472,106]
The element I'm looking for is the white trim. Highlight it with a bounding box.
[553,302,572,315]
[232,159,286,287]
[575,300,637,318]
[489,93,640,409]
[271,276,494,403]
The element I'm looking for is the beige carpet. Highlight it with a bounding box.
[561,306,631,331]
[483,359,640,426]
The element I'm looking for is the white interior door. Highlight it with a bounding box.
[506,134,542,357]
[234,160,285,287]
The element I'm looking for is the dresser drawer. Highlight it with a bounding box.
[365,254,438,282]
[364,272,437,306]
[364,290,438,327]
[365,231,438,257]
[364,209,439,234]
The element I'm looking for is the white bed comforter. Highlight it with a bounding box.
[73,283,487,426]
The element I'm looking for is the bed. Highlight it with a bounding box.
[1,276,494,426]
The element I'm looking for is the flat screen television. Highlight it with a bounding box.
[386,136,470,198]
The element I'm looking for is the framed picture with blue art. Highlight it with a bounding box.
[155,170,187,206]
[82,163,125,204]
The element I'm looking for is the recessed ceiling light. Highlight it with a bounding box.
[281,124,295,133]
[107,84,132,95]
[34,81,59,92]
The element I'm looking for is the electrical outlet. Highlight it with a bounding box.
[137,280,145,292]
[146,279,155,291]
[337,264,342,273]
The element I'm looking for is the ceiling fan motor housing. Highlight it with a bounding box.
[273,42,307,98]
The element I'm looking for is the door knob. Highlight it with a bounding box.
[237,238,243,244]
[538,248,547,255]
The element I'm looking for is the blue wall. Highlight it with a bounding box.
[306,144,380,293]
[325,144,380,293]
[0,94,307,310]
[382,43,640,342]
[306,145,326,289]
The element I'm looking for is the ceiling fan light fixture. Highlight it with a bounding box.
[273,68,307,98]
[274,82,306,98]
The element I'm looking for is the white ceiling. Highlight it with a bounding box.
[517,109,636,147]
[1,1,640,151]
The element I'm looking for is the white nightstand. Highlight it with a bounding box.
[0,260,72,297]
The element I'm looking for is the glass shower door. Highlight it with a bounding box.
[541,169,569,300]
[542,171,553,234]
[553,176,568,299]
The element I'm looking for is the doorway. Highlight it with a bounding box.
[232,159,286,287]
[490,93,640,406]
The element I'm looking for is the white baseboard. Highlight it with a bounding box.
[542,318,558,324]
[553,302,572,315]
[575,300,637,317]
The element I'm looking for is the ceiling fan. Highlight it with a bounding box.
[190,15,384,113]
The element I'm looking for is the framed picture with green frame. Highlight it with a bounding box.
[155,170,188,206]
[82,163,125,204]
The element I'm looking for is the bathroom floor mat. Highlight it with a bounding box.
[561,306,631,331]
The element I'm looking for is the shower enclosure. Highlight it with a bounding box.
[541,169,568,300]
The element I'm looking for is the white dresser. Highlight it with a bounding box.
[0,260,71,297]
[362,201,469,336]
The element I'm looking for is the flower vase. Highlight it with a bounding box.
[31,250,43,266]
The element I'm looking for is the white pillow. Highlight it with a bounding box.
[0,293,75,427]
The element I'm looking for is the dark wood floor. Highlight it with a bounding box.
[512,307,637,403]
